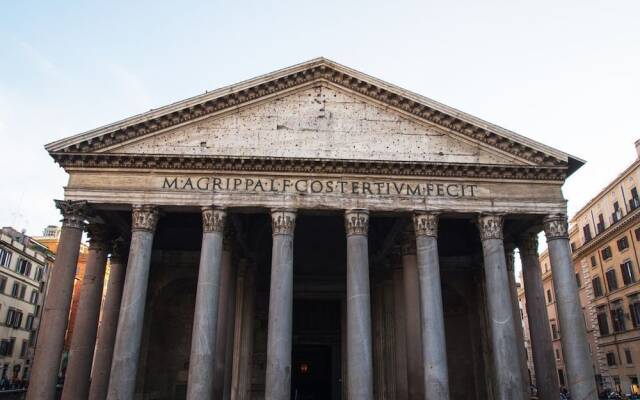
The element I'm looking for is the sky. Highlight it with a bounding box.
[1,0,639,238]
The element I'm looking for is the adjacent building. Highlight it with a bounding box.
[0,227,53,384]
[520,141,640,397]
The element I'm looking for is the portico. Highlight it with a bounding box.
[29,58,597,400]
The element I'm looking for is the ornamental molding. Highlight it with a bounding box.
[47,58,580,176]
[202,206,226,233]
[478,214,504,241]
[413,212,439,238]
[345,209,369,236]
[54,200,90,230]
[518,233,540,256]
[51,153,568,181]
[271,209,296,235]
[131,205,159,232]
[572,206,640,259]
[543,214,569,240]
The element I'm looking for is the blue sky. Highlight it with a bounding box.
[1,0,639,236]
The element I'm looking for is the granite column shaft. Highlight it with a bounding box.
[265,209,296,400]
[106,205,159,400]
[544,215,598,400]
[27,200,88,400]
[345,209,374,400]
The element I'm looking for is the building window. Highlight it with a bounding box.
[617,236,630,251]
[570,242,576,252]
[624,348,633,365]
[19,340,27,358]
[551,322,559,340]
[16,259,32,277]
[547,289,553,304]
[621,261,636,285]
[606,269,619,291]
[597,306,610,335]
[25,314,34,331]
[630,187,640,210]
[5,309,23,329]
[583,225,593,243]
[591,255,597,267]
[602,246,613,260]
[29,290,39,305]
[0,249,12,267]
[558,369,565,386]
[611,302,626,332]
[592,277,604,297]
[11,283,26,300]
[629,295,640,328]
[0,339,15,357]
[555,348,561,360]
[613,201,623,223]
[607,352,617,366]
[35,267,43,282]
[635,227,640,241]
[0,276,6,294]
[576,273,581,288]
[597,214,606,234]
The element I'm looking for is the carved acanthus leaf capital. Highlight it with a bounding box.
[345,209,369,236]
[518,233,540,256]
[110,238,128,264]
[132,205,159,232]
[478,214,504,241]
[54,200,90,230]
[202,207,226,233]
[87,224,110,251]
[271,209,297,235]
[413,212,439,238]
[543,214,569,240]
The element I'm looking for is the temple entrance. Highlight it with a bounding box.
[292,299,342,400]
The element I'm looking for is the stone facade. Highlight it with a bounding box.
[28,58,598,400]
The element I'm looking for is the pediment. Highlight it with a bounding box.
[46,57,583,179]
[103,84,524,165]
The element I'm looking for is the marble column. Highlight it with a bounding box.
[391,256,409,400]
[213,230,235,399]
[345,209,374,400]
[186,207,227,400]
[61,224,110,400]
[27,200,89,400]
[107,205,159,400]
[89,239,128,400]
[518,233,560,400]
[265,209,296,400]
[401,231,425,400]
[478,214,526,400]
[235,263,256,400]
[505,243,531,400]
[544,215,598,400]
[413,212,450,399]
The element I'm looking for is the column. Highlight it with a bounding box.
[413,212,450,399]
[265,209,296,400]
[518,233,560,400]
[186,207,227,399]
[61,224,110,400]
[89,239,128,400]
[212,233,233,399]
[107,205,159,400]
[27,200,89,400]
[401,231,425,399]
[477,214,526,400]
[345,209,374,400]
[505,243,531,400]
[544,215,598,399]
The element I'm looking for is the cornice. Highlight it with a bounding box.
[50,153,568,181]
[572,207,640,259]
[46,59,576,171]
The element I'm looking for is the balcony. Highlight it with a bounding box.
[630,197,640,211]
[611,209,623,225]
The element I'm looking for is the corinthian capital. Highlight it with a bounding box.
[518,233,539,256]
[543,214,569,240]
[54,200,90,230]
[110,238,128,264]
[413,212,439,238]
[202,206,226,233]
[131,205,159,233]
[344,209,369,236]
[478,214,504,241]
[87,223,110,251]
[271,209,296,235]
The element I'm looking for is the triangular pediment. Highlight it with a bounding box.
[102,84,525,165]
[46,57,583,177]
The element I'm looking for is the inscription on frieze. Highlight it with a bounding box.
[161,176,478,199]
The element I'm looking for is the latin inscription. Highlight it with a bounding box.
[162,176,478,198]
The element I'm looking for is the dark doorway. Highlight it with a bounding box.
[292,344,332,400]
[292,299,342,400]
